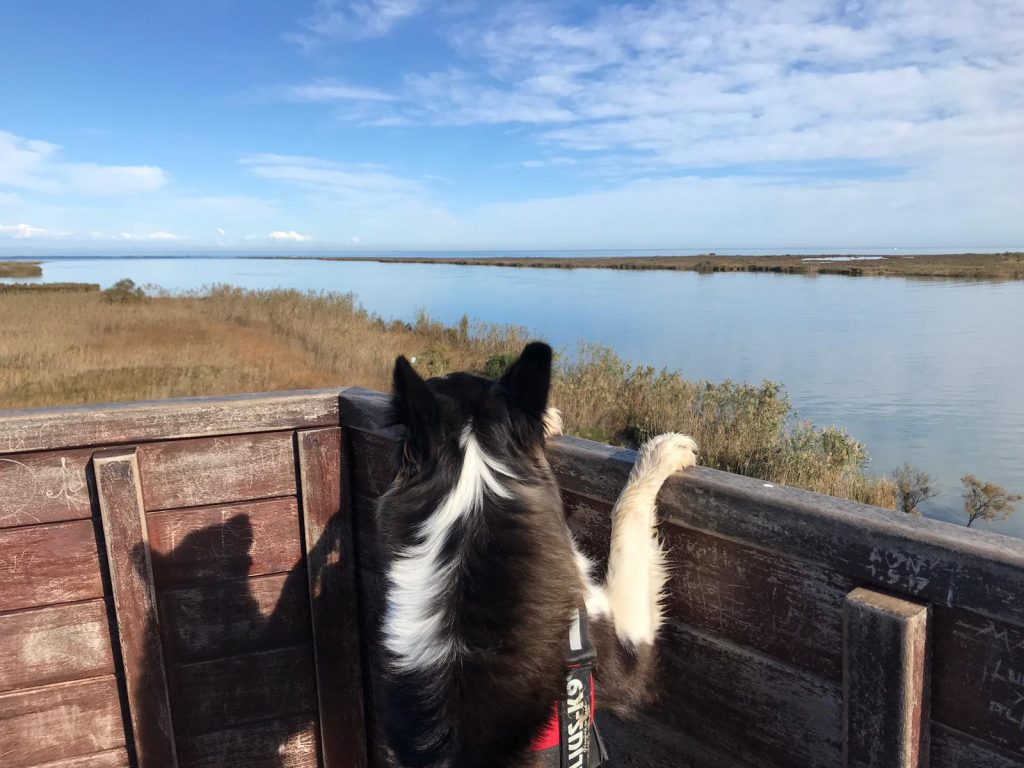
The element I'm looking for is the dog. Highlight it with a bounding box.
[378,342,697,768]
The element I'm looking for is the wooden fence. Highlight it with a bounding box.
[1,388,1022,768]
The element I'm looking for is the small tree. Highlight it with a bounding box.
[891,463,937,516]
[961,474,1022,527]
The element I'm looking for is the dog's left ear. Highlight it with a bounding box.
[497,342,552,420]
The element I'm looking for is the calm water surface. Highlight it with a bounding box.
[10,257,1024,537]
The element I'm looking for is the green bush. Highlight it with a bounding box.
[102,278,147,303]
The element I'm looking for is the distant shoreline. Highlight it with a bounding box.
[250,251,1024,280]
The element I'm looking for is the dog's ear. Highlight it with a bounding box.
[497,342,552,420]
[392,356,441,464]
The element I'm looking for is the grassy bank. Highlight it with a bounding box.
[265,251,1024,280]
[0,284,897,508]
[0,261,43,278]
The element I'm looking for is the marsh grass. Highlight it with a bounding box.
[0,285,896,507]
[0,261,43,278]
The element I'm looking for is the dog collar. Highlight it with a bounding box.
[530,606,608,767]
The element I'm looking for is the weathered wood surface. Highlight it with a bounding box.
[0,519,104,612]
[158,572,311,663]
[137,431,297,512]
[0,389,340,455]
[180,715,320,768]
[31,749,132,768]
[657,621,843,768]
[0,448,95,529]
[298,427,368,768]
[94,447,178,768]
[0,676,126,768]
[933,607,1024,757]
[169,645,319,736]
[0,599,114,693]
[932,723,1024,768]
[146,497,304,590]
[843,588,930,768]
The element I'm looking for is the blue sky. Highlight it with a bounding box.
[1,0,1023,251]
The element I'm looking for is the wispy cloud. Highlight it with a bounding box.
[0,223,53,239]
[304,1,1024,181]
[0,130,167,195]
[287,0,429,46]
[260,79,396,103]
[241,153,425,204]
[118,231,183,241]
[269,229,313,242]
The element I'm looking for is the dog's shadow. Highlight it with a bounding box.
[131,511,350,766]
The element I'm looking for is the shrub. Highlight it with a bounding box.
[102,278,147,303]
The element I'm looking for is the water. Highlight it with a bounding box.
[6,256,1024,537]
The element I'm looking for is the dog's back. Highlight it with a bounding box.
[379,346,583,768]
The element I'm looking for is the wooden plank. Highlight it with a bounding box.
[351,492,390,768]
[0,677,125,768]
[94,448,178,768]
[843,588,930,768]
[297,427,368,768]
[0,519,103,612]
[158,571,311,664]
[655,620,843,768]
[597,710,760,768]
[345,428,396,500]
[932,723,1024,768]
[147,498,304,591]
[933,607,1024,756]
[179,715,320,768]
[0,600,114,693]
[169,645,318,737]
[0,448,95,529]
[0,389,341,455]
[137,432,297,512]
[28,749,132,768]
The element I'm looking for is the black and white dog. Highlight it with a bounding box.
[379,342,697,768]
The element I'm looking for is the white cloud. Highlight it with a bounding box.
[241,153,425,206]
[117,231,184,241]
[269,230,313,242]
[275,80,396,102]
[288,0,429,45]
[217,227,227,236]
[0,223,51,239]
[313,0,1024,183]
[0,130,167,196]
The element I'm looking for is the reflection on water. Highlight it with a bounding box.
[9,256,1024,537]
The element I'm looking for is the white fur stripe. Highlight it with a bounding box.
[384,424,516,673]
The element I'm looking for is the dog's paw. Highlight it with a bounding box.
[543,406,564,438]
[635,432,698,479]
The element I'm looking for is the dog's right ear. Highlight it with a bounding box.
[392,356,441,465]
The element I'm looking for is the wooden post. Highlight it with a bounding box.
[844,587,930,768]
[297,427,368,768]
[94,447,178,768]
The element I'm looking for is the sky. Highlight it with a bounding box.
[1,0,1023,252]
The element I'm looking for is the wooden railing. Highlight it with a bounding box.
[1,388,1022,768]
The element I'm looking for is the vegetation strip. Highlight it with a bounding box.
[252,252,1024,280]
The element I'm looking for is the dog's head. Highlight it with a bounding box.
[389,341,553,479]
